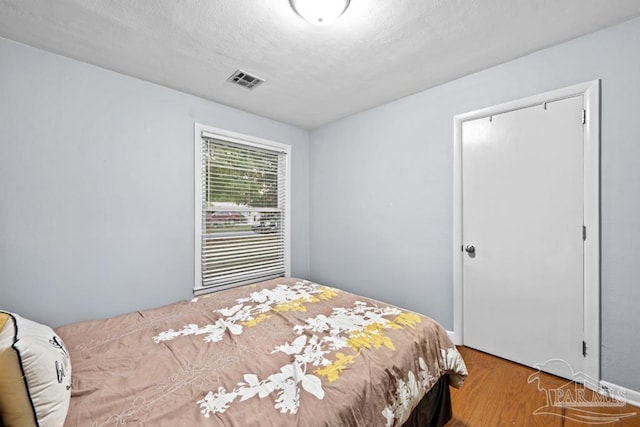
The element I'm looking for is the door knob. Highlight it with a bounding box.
[465,245,475,254]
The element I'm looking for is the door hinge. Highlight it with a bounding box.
[583,340,587,357]
[583,225,587,241]
[582,109,586,125]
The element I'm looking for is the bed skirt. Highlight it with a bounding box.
[402,375,452,427]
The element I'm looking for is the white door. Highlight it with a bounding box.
[462,96,584,379]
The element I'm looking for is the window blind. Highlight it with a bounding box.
[198,136,287,292]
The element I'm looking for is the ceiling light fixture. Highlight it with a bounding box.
[290,0,350,26]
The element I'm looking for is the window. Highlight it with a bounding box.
[194,124,290,295]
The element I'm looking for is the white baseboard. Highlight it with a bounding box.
[600,380,640,409]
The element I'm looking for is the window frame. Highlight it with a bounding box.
[194,123,291,295]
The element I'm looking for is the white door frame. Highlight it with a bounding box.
[452,80,600,382]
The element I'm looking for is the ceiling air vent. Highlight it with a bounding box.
[227,69,264,90]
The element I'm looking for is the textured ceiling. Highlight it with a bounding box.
[1,0,640,129]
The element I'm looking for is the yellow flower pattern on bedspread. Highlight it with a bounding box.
[152,281,442,422]
[57,278,467,427]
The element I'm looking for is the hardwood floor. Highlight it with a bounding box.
[447,346,640,427]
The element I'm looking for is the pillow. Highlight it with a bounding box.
[0,311,71,427]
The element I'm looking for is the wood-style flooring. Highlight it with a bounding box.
[447,346,640,427]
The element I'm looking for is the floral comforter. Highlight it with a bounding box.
[57,278,467,426]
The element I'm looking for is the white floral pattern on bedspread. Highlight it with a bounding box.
[58,278,466,427]
[382,357,434,426]
[152,281,465,424]
[153,282,338,345]
[382,348,467,426]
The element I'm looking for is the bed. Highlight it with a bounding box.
[2,278,467,426]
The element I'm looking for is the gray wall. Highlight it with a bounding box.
[309,17,640,392]
[0,37,310,327]
[2,17,639,394]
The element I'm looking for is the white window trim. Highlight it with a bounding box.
[194,123,291,295]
